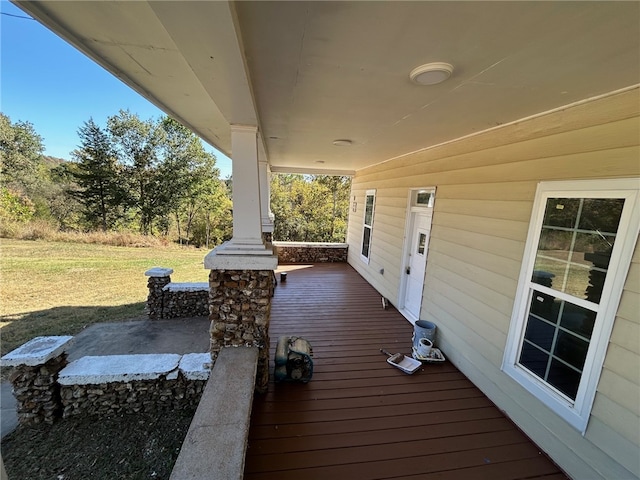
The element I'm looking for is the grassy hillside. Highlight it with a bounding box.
[0,239,210,356]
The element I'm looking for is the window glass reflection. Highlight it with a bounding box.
[532,197,623,303]
[361,227,371,257]
[364,196,374,225]
[520,343,548,379]
[523,315,555,351]
[579,199,624,234]
[542,198,580,228]
[416,192,431,205]
[519,291,596,402]
[554,331,589,371]
[547,359,581,400]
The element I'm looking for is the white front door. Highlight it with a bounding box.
[403,211,432,319]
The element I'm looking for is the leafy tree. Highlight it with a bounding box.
[0,109,236,244]
[0,187,35,222]
[70,119,129,231]
[271,174,305,241]
[0,114,83,229]
[191,178,233,248]
[45,161,82,230]
[106,112,233,243]
[0,113,44,192]
[174,157,222,244]
[270,174,351,242]
[107,110,164,234]
[313,175,351,241]
[159,118,218,241]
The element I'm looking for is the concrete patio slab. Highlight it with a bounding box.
[66,317,211,362]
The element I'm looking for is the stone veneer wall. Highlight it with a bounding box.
[9,354,67,425]
[60,375,205,418]
[145,267,209,320]
[209,269,275,392]
[147,274,172,320]
[161,284,209,319]
[274,242,348,263]
[2,336,213,424]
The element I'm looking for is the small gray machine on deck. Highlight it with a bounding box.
[274,336,313,383]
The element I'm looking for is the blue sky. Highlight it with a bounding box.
[0,1,232,178]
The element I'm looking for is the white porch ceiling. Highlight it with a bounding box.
[15,1,640,175]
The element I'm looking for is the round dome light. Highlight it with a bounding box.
[409,62,454,85]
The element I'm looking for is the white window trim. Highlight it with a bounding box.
[360,189,376,264]
[502,178,640,433]
[411,188,435,208]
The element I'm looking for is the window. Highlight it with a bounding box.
[412,190,434,207]
[361,190,376,263]
[417,233,427,255]
[503,179,639,432]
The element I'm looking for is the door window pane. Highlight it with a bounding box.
[416,192,431,205]
[417,233,426,255]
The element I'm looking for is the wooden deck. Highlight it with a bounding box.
[245,263,567,480]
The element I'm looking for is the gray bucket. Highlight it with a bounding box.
[413,320,436,349]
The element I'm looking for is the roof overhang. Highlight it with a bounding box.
[14,1,640,175]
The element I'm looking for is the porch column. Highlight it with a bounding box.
[204,124,278,393]
[258,137,275,242]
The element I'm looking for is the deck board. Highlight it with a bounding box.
[244,263,567,479]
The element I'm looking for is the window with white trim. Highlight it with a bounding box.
[503,179,639,432]
[360,189,376,263]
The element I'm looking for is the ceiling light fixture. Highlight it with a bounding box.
[332,139,352,147]
[409,62,454,85]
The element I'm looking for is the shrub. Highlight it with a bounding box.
[0,187,35,223]
[0,219,171,248]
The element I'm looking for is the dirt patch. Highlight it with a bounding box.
[1,408,195,480]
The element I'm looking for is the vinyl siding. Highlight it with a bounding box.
[346,87,640,480]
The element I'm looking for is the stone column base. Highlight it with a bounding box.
[209,269,275,392]
[145,268,173,319]
[10,353,68,425]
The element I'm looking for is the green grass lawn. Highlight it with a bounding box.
[0,238,210,356]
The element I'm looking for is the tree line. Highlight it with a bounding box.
[0,111,351,246]
[271,174,350,243]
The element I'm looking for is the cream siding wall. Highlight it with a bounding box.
[346,87,640,480]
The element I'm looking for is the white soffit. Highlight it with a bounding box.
[14,1,640,174]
